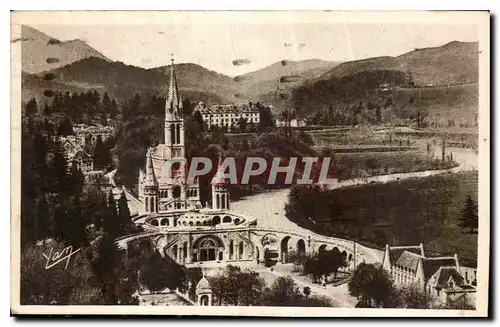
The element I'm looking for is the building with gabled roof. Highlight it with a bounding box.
[71,149,94,174]
[382,243,476,306]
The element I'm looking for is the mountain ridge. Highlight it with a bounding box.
[20,25,111,74]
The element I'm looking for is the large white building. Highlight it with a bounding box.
[193,102,260,130]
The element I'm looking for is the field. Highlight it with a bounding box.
[287,171,478,266]
[324,150,457,180]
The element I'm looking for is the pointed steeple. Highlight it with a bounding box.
[145,148,157,186]
[166,54,180,117]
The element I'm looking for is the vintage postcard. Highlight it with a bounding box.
[10,11,490,317]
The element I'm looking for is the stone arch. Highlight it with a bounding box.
[202,220,209,226]
[213,216,221,225]
[280,236,291,263]
[262,233,279,247]
[189,221,193,226]
[233,218,240,225]
[222,216,231,223]
[318,244,327,252]
[296,239,306,256]
[193,235,224,262]
[196,221,201,226]
[348,253,353,262]
[151,219,159,226]
[200,295,209,306]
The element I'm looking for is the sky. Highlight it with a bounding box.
[33,21,479,77]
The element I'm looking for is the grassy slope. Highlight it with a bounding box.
[391,84,478,125]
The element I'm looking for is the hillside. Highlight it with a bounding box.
[20,25,111,74]
[22,57,239,105]
[238,59,340,101]
[319,41,478,86]
[281,41,479,126]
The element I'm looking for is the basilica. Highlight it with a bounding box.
[132,59,259,266]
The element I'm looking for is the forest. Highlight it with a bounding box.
[285,171,479,266]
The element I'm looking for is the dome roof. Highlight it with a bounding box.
[196,276,212,293]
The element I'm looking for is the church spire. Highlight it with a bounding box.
[166,54,180,116]
[145,148,157,186]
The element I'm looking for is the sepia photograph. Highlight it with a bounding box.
[10,11,490,317]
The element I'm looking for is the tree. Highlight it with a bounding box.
[69,162,85,196]
[303,286,311,299]
[365,157,380,175]
[109,99,118,119]
[100,113,108,126]
[458,195,478,234]
[48,141,69,194]
[101,92,111,113]
[208,265,266,306]
[396,285,434,309]
[262,276,302,306]
[57,115,73,137]
[182,98,194,116]
[103,190,118,236]
[35,195,50,241]
[192,110,204,131]
[93,135,105,170]
[139,250,186,293]
[238,117,247,133]
[348,263,396,308]
[66,195,87,247]
[117,191,131,232]
[318,248,348,280]
[258,106,274,130]
[21,242,104,305]
[25,97,38,116]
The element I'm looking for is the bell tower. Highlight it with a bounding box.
[144,147,158,213]
[211,153,230,210]
[164,54,185,160]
